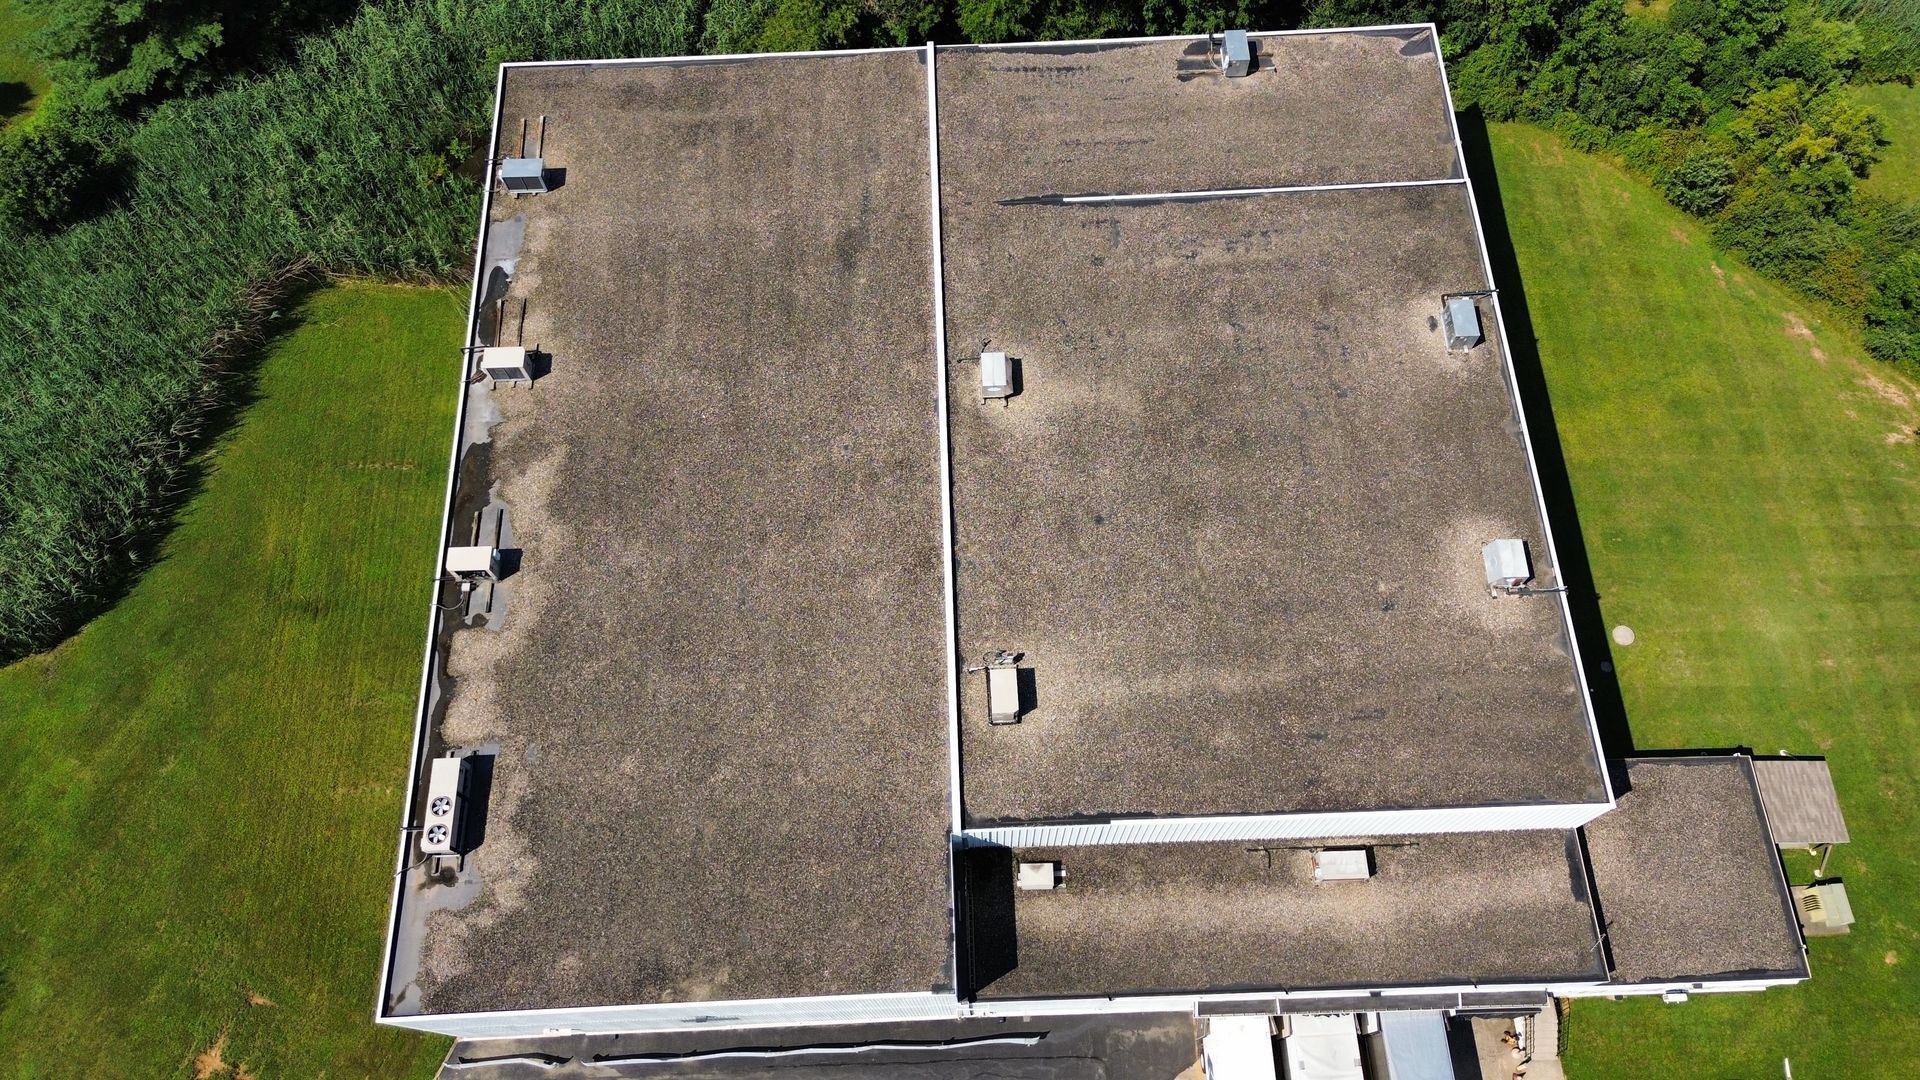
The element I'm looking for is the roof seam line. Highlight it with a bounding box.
[1057,177,1465,204]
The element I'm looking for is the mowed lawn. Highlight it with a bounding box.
[0,284,458,1078]
[1856,81,1920,203]
[1487,124,1920,1078]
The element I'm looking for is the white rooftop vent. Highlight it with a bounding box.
[981,350,1013,401]
[500,157,548,194]
[1312,848,1372,882]
[1444,295,1484,351]
[446,545,501,582]
[1017,861,1061,890]
[1218,30,1252,78]
[420,755,469,857]
[479,345,533,383]
[987,664,1020,724]
[1482,538,1533,592]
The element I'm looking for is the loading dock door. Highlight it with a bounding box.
[1379,1011,1456,1080]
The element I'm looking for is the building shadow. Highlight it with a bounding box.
[455,751,497,855]
[1455,106,1638,779]
[956,842,1019,994]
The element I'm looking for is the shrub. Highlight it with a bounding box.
[0,120,102,236]
[1661,149,1739,215]
[1865,251,1920,362]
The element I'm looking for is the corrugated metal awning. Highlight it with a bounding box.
[1753,758,1849,846]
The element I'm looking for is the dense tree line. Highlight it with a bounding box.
[0,0,1914,658]
[1442,0,1919,363]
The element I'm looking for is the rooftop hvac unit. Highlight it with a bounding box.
[1312,848,1373,882]
[500,115,551,195]
[1218,30,1253,78]
[1444,296,1483,351]
[479,346,533,383]
[499,157,548,194]
[1482,538,1532,592]
[419,754,470,857]
[1017,861,1061,890]
[981,351,1014,401]
[446,545,502,583]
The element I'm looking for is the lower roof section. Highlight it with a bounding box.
[1583,756,1809,985]
[958,755,1807,1003]
[960,831,1608,1000]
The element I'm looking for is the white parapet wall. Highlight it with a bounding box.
[965,799,1615,847]
[380,991,962,1039]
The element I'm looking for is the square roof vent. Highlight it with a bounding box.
[981,351,1013,401]
[1313,848,1372,882]
[1017,861,1061,890]
[1445,295,1484,351]
[1482,538,1532,592]
[1219,30,1252,78]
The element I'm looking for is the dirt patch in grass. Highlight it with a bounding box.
[1854,366,1916,413]
[1669,226,1690,244]
[245,990,274,1007]
[1782,311,1827,364]
[191,1031,229,1079]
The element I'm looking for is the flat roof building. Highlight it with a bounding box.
[377,26,1816,1045]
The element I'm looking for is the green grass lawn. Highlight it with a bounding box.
[0,283,458,1079]
[0,0,48,126]
[1486,122,1920,1079]
[1856,81,1920,203]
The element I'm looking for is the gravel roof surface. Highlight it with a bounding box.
[1583,758,1808,984]
[942,183,1604,822]
[406,53,954,1015]
[391,29,1619,1019]
[963,831,1605,998]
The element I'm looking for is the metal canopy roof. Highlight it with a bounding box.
[1753,758,1850,846]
